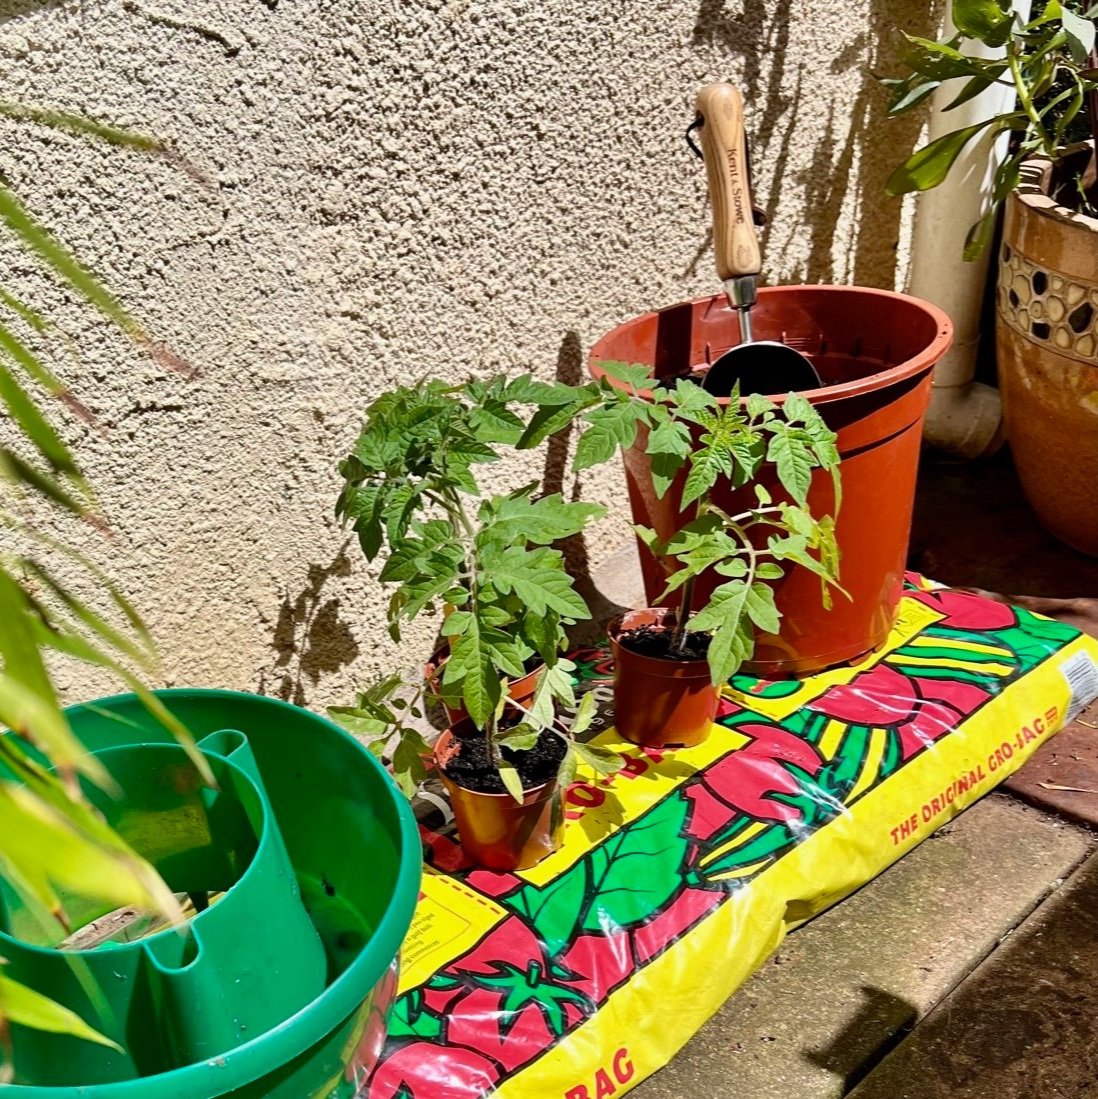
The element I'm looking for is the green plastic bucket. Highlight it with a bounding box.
[0,690,422,1098]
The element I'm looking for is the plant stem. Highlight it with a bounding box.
[442,486,496,759]
[487,707,501,768]
[1009,46,1053,156]
[671,573,696,655]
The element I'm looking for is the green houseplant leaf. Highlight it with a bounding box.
[952,0,1014,47]
[886,118,1011,195]
[0,100,214,1057]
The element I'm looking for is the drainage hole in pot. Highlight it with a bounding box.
[618,625,711,662]
[443,722,566,795]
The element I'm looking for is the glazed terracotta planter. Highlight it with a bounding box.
[997,143,1098,556]
[607,608,719,749]
[434,725,564,871]
[590,285,953,677]
[425,647,545,726]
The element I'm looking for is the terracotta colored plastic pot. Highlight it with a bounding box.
[434,725,564,871]
[425,647,545,726]
[590,286,953,677]
[607,608,719,748]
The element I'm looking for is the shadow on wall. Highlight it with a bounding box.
[0,0,70,21]
[545,330,630,644]
[263,545,360,706]
[692,0,945,289]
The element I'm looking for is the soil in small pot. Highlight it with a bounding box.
[616,624,711,663]
[442,725,566,796]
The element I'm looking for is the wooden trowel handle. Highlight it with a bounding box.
[694,83,762,280]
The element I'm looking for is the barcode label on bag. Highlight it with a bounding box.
[1061,651,1098,723]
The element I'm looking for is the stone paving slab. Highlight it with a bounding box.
[1005,699,1098,830]
[849,845,1098,1099]
[632,795,1093,1099]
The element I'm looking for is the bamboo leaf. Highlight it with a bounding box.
[0,287,50,333]
[0,449,87,516]
[887,78,941,115]
[5,523,154,655]
[16,559,149,667]
[0,567,110,779]
[0,358,81,477]
[0,102,162,151]
[0,183,142,337]
[0,674,111,790]
[901,34,1004,79]
[28,622,214,788]
[0,319,93,422]
[943,73,1004,112]
[0,780,177,928]
[0,970,121,1052]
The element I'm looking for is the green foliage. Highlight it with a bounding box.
[330,660,621,805]
[335,376,612,797]
[570,365,843,686]
[0,971,121,1080]
[336,361,839,785]
[0,105,205,1056]
[884,1,1098,253]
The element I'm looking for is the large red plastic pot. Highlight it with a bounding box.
[589,286,952,677]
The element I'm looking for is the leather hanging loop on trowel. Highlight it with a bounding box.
[694,83,822,397]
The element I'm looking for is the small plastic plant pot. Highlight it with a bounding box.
[0,689,421,1098]
[0,731,328,1086]
[425,646,545,726]
[434,725,564,871]
[590,285,953,676]
[608,608,720,749]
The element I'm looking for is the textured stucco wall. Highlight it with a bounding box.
[0,0,941,708]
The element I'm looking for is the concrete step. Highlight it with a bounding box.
[632,795,1094,1099]
[849,844,1098,1099]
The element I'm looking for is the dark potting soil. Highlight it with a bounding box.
[618,624,711,662]
[443,725,566,796]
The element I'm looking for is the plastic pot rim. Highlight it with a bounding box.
[607,609,715,681]
[434,724,562,805]
[0,741,272,965]
[588,284,953,405]
[1,688,422,1099]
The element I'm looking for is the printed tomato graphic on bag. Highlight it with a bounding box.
[368,582,1098,1099]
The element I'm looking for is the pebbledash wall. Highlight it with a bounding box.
[0,0,941,708]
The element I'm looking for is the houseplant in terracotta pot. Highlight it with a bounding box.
[334,377,620,869]
[336,675,618,871]
[527,367,842,747]
[578,85,952,675]
[886,0,1098,553]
